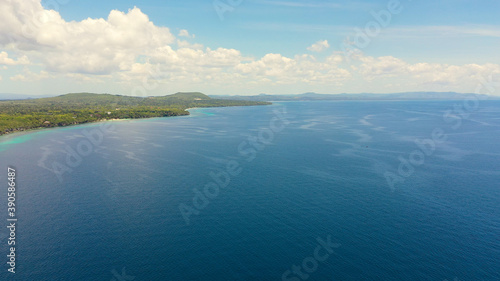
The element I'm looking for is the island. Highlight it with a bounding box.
[0,92,271,135]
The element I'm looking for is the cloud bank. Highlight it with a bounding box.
[0,0,499,95]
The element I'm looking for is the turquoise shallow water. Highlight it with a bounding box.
[0,101,499,280]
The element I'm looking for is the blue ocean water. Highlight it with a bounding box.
[0,101,499,280]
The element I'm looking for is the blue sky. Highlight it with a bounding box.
[1,0,499,96]
[56,0,500,62]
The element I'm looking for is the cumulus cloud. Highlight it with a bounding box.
[307,40,330,52]
[178,29,194,38]
[235,53,351,84]
[10,69,51,81]
[176,40,204,49]
[0,0,175,74]
[357,55,408,80]
[9,74,26,81]
[0,51,29,65]
[352,52,500,91]
[0,0,498,95]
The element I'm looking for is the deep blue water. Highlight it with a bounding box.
[0,101,499,280]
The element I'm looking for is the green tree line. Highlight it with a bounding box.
[0,92,270,135]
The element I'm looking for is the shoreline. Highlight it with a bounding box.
[0,102,272,140]
[0,115,183,139]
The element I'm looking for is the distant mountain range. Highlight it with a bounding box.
[210,92,498,101]
[2,91,498,101]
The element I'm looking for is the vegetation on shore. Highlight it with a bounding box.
[0,92,270,135]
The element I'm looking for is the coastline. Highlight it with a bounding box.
[0,101,271,140]
[0,114,195,152]
[0,107,200,140]
[0,117,158,139]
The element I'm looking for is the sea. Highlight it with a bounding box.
[0,100,499,280]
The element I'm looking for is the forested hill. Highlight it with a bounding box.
[0,92,270,135]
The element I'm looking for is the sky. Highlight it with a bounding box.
[0,0,500,96]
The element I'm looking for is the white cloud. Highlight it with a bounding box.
[307,40,330,52]
[10,69,50,81]
[0,51,29,65]
[10,74,26,81]
[176,40,203,49]
[148,46,245,68]
[357,55,408,80]
[352,53,500,92]
[178,29,194,38]
[0,0,175,74]
[235,53,351,84]
[0,0,499,95]
[65,73,107,83]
